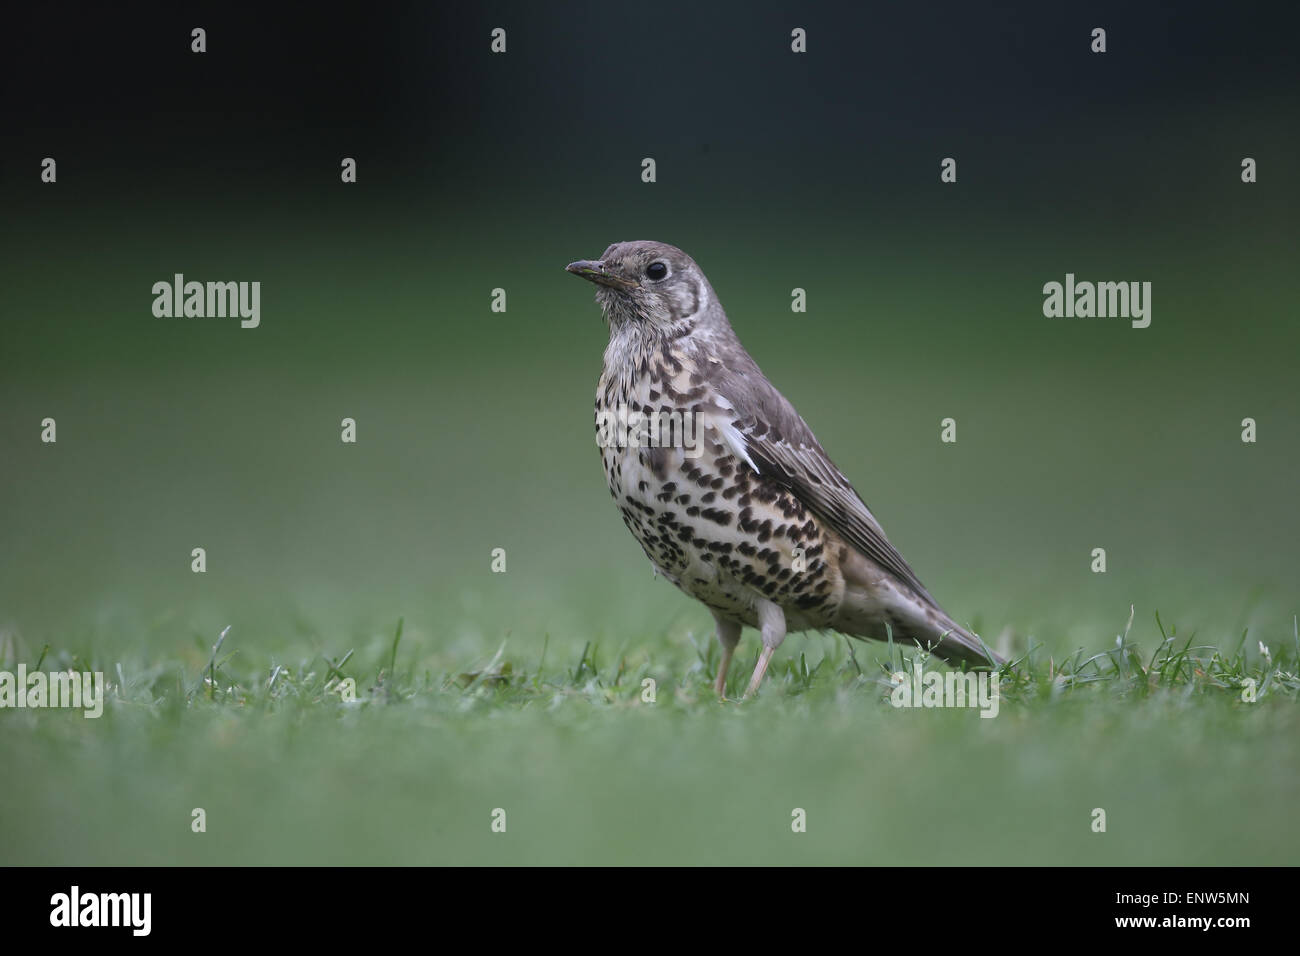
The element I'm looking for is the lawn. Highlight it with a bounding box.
[2,581,1297,866]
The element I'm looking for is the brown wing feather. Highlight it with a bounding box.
[707,348,940,608]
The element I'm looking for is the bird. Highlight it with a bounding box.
[566,240,1003,698]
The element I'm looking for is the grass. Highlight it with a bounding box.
[2,604,1296,866]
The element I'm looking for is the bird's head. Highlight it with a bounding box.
[566,240,718,334]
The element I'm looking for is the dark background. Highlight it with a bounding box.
[3,1,1296,640]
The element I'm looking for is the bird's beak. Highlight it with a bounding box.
[565,259,638,291]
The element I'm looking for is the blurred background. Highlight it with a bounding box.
[1,2,1297,865]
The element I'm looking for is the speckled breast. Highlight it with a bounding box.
[596,349,844,629]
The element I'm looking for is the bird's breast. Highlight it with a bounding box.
[595,347,846,629]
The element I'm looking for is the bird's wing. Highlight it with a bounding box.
[708,354,939,607]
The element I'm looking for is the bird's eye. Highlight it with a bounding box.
[645,261,668,281]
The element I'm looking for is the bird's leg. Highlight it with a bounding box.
[743,599,787,698]
[712,615,742,697]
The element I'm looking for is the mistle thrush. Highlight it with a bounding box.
[567,240,1002,697]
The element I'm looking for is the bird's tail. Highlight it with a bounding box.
[929,617,1004,668]
[835,578,1005,668]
